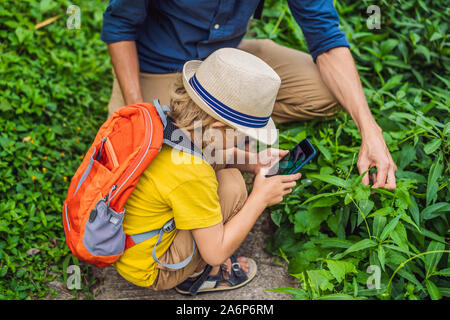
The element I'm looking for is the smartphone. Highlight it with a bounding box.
[266,138,317,177]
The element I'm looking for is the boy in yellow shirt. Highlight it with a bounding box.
[114,48,301,294]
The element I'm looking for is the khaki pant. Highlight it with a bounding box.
[150,168,247,291]
[107,39,340,121]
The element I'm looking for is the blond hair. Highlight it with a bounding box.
[168,73,234,170]
[169,73,217,132]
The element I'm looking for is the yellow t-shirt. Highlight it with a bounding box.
[113,144,223,287]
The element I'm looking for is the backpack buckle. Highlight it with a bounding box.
[162,219,175,233]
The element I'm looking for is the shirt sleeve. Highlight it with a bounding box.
[287,0,350,62]
[100,0,149,44]
[167,178,223,230]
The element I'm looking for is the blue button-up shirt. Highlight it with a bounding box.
[101,0,350,73]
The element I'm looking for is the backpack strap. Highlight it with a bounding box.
[129,218,197,270]
[153,98,170,129]
[162,116,205,161]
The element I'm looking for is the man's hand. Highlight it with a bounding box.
[316,47,398,190]
[358,129,397,190]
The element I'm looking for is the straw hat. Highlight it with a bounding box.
[182,48,281,145]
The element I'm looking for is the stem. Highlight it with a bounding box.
[338,152,357,193]
[269,6,287,38]
[386,250,450,292]
[410,181,448,198]
[350,195,372,239]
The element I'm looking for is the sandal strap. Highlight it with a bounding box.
[186,264,213,296]
[205,254,249,288]
[230,254,247,280]
[178,255,250,295]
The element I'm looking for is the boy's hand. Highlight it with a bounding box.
[250,168,301,207]
[252,148,289,175]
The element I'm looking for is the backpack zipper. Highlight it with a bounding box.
[107,105,154,204]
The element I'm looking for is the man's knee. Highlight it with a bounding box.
[237,38,274,57]
[272,99,341,123]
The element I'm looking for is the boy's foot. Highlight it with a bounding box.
[175,254,257,295]
[208,256,249,287]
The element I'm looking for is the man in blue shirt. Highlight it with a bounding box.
[101,0,397,192]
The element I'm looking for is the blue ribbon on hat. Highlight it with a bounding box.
[189,74,270,128]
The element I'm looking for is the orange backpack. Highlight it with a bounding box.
[62,100,199,268]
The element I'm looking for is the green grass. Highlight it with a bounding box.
[0,0,111,299]
[0,0,448,299]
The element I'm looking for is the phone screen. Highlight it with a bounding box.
[266,139,316,177]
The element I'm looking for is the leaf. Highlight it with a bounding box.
[344,193,352,205]
[299,190,347,206]
[373,216,387,238]
[425,280,442,300]
[40,210,47,227]
[327,214,339,235]
[380,215,401,241]
[425,241,445,277]
[326,260,357,283]
[378,245,386,270]
[15,27,32,44]
[368,207,393,218]
[294,207,331,235]
[408,195,421,227]
[310,196,339,208]
[438,287,450,298]
[383,244,411,255]
[416,45,431,63]
[0,97,12,112]
[315,142,332,161]
[398,144,416,170]
[421,202,450,220]
[390,222,409,250]
[418,228,446,243]
[397,269,424,292]
[268,287,304,295]
[358,199,374,217]
[307,173,346,188]
[423,138,441,154]
[271,212,282,227]
[334,239,377,259]
[307,269,334,292]
[316,293,362,300]
[353,184,371,202]
[353,277,358,297]
[380,39,399,54]
[426,152,443,205]
[314,238,353,249]
[434,268,450,277]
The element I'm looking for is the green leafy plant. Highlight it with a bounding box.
[0,0,448,300]
[251,0,449,300]
[0,0,111,299]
